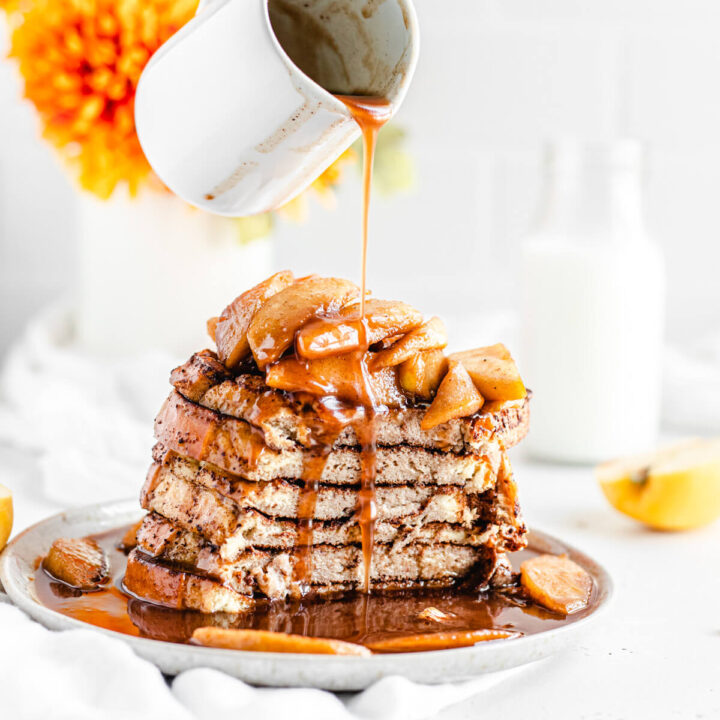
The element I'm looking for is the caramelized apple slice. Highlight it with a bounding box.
[191,627,371,656]
[421,361,484,430]
[372,316,447,369]
[43,537,110,591]
[296,317,363,358]
[362,299,423,342]
[398,349,448,401]
[296,299,423,359]
[248,277,360,368]
[481,398,520,414]
[367,362,408,407]
[449,348,526,401]
[214,270,295,369]
[266,355,359,401]
[365,629,517,653]
[520,554,593,615]
[266,356,404,407]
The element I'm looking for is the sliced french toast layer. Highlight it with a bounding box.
[141,457,525,555]
[154,392,502,487]
[146,452,485,523]
[142,474,497,548]
[124,549,253,614]
[170,350,530,454]
[125,548,497,614]
[130,514,512,602]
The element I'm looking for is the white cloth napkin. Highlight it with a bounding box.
[0,304,175,505]
[0,602,520,720]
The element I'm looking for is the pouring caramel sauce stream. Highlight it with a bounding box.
[335,95,394,316]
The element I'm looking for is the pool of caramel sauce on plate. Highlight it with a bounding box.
[35,525,596,650]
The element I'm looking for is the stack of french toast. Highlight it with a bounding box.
[124,272,530,612]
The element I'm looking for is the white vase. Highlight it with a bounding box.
[76,188,273,357]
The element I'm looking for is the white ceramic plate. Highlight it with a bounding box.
[0,500,613,690]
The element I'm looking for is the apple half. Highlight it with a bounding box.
[597,438,720,531]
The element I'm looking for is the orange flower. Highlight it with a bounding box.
[5,0,198,198]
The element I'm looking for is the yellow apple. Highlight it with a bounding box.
[597,438,720,531]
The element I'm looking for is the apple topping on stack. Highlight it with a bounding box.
[296,298,423,358]
[212,270,295,369]
[210,273,526,424]
[420,361,484,430]
[125,272,532,613]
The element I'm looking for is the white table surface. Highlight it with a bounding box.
[2,441,718,719]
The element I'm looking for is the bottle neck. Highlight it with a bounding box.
[537,145,648,243]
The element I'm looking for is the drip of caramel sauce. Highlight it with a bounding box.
[294,454,322,595]
[281,315,380,593]
[334,95,393,317]
[34,524,597,651]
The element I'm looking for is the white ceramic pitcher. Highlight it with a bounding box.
[135,0,419,217]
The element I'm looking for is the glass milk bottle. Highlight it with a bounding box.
[520,140,665,463]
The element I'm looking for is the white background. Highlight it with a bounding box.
[2,0,720,356]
